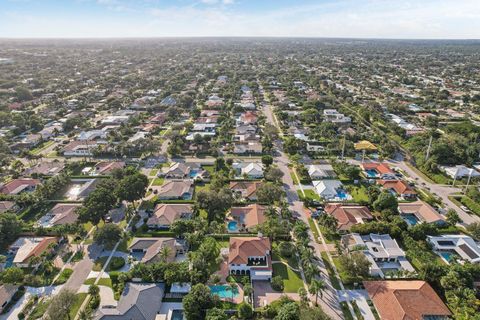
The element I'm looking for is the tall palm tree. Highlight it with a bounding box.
[309,279,326,306]
[227,282,237,302]
[159,246,172,263]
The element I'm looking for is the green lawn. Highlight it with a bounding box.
[348,184,369,203]
[307,218,321,243]
[321,252,341,290]
[54,268,73,285]
[27,299,51,319]
[149,168,158,176]
[151,177,165,186]
[203,165,215,175]
[271,242,300,269]
[303,189,320,201]
[84,277,112,287]
[272,263,304,293]
[68,293,88,320]
[92,256,125,272]
[460,196,480,216]
[31,140,55,155]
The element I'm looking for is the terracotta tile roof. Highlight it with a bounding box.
[0,201,15,213]
[0,178,40,195]
[147,203,192,226]
[324,203,373,231]
[398,201,444,224]
[364,280,451,320]
[230,204,267,229]
[362,162,394,175]
[95,161,126,175]
[378,180,416,195]
[228,237,271,265]
[229,181,263,199]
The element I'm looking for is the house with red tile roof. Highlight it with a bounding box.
[229,204,267,232]
[377,180,416,199]
[9,237,58,268]
[398,200,445,225]
[93,161,126,175]
[364,280,451,320]
[362,162,396,179]
[228,237,272,280]
[230,181,263,201]
[324,203,373,232]
[0,178,40,195]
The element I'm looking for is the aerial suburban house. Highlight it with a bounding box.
[95,283,165,320]
[129,237,181,264]
[362,162,396,179]
[0,178,41,195]
[363,280,451,320]
[9,237,58,268]
[308,164,337,180]
[0,201,18,214]
[233,162,264,179]
[228,236,272,280]
[233,142,263,155]
[377,180,416,199]
[156,180,194,200]
[230,181,263,201]
[341,233,415,278]
[159,162,191,179]
[398,200,446,226]
[37,203,81,227]
[229,204,267,232]
[147,203,193,229]
[93,161,126,175]
[324,203,373,232]
[63,140,102,157]
[323,109,351,124]
[313,180,351,201]
[427,234,480,264]
[440,165,480,179]
[24,161,65,176]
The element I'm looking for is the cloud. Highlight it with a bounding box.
[1,0,479,38]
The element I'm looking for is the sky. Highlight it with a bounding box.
[1,0,480,39]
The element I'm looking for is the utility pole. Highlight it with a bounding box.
[465,169,474,194]
[425,135,433,160]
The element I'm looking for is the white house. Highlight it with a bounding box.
[308,164,337,180]
[427,235,480,264]
[440,165,480,179]
[313,180,351,201]
[233,162,264,179]
[341,233,415,278]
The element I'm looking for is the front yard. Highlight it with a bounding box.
[272,263,304,293]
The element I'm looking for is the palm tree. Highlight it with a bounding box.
[159,246,172,263]
[309,279,326,306]
[243,283,253,304]
[227,281,237,302]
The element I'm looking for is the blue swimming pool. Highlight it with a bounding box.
[171,310,184,320]
[403,214,419,226]
[227,221,238,232]
[336,190,349,200]
[366,169,378,178]
[209,285,239,299]
[189,169,201,178]
[439,252,455,263]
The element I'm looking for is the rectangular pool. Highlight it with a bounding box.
[209,285,239,299]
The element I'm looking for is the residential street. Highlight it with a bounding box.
[263,104,343,320]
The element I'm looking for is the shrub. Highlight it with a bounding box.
[108,257,125,271]
[278,242,294,258]
[271,276,284,291]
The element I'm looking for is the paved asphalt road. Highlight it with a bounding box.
[263,104,343,320]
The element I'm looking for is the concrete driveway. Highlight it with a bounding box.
[339,290,376,320]
[253,281,300,308]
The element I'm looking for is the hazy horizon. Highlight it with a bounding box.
[1,0,480,39]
